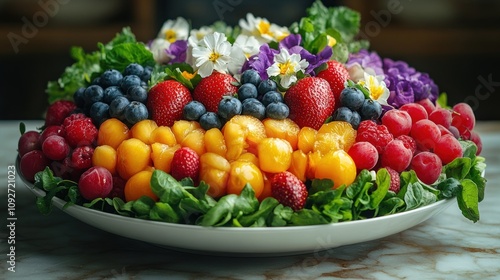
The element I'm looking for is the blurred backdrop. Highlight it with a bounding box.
[0,0,499,120]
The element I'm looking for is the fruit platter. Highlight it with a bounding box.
[17,1,487,254]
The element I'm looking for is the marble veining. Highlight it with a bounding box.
[1,120,499,280]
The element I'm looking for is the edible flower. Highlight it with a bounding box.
[192,32,232,78]
[358,72,390,105]
[267,48,309,88]
[158,17,190,43]
[239,13,289,43]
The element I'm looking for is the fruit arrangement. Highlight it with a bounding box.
[18,1,486,226]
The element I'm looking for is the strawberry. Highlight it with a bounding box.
[270,171,308,211]
[193,72,238,113]
[316,60,349,107]
[45,100,77,126]
[63,114,98,148]
[284,77,335,130]
[170,147,200,182]
[147,80,192,127]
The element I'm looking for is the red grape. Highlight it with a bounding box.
[381,109,412,137]
[348,141,379,170]
[400,103,428,125]
[381,139,413,172]
[410,152,442,185]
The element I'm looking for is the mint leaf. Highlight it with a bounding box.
[444,157,472,180]
[436,178,461,199]
[100,42,154,73]
[457,179,479,222]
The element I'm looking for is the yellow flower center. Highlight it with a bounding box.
[164,29,177,43]
[209,52,221,62]
[279,61,294,75]
[257,20,272,36]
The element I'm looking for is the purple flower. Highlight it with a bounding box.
[383,58,439,108]
[165,40,188,64]
[242,44,278,80]
[279,34,332,75]
[346,49,384,77]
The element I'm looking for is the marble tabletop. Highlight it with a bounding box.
[1,120,499,280]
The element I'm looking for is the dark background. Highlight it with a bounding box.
[1,0,499,120]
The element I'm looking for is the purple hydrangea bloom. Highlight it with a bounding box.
[165,40,188,64]
[346,49,384,77]
[383,58,439,107]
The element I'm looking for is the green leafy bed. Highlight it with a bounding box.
[33,140,486,227]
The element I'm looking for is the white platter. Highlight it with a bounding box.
[18,170,455,256]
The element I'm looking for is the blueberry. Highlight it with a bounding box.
[124,63,144,77]
[124,101,149,125]
[100,69,123,88]
[141,66,153,82]
[360,99,382,120]
[89,102,110,126]
[257,79,277,96]
[183,101,207,121]
[127,85,148,103]
[241,98,266,120]
[237,83,258,102]
[261,91,283,106]
[91,77,102,86]
[340,87,365,111]
[103,86,124,104]
[120,75,142,92]
[109,96,130,119]
[73,87,86,108]
[266,102,289,120]
[332,107,354,122]
[199,112,222,130]
[241,69,261,87]
[218,96,242,120]
[83,85,104,106]
[351,111,361,129]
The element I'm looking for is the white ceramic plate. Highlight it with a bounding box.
[18,170,454,256]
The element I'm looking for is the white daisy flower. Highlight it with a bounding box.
[158,17,189,43]
[267,49,309,88]
[192,32,232,78]
[239,13,289,43]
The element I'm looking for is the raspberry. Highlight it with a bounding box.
[71,146,95,170]
[356,120,394,154]
[384,167,400,193]
[45,100,77,126]
[108,176,126,200]
[63,115,98,148]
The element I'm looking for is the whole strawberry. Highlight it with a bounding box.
[147,80,192,127]
[63,113,98,148]
[284,77,335,130]
[316,60,349,108]
[271,171,308,211]
[193,72,238,113]
[45,100,77,126]
[170,147,200,182]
